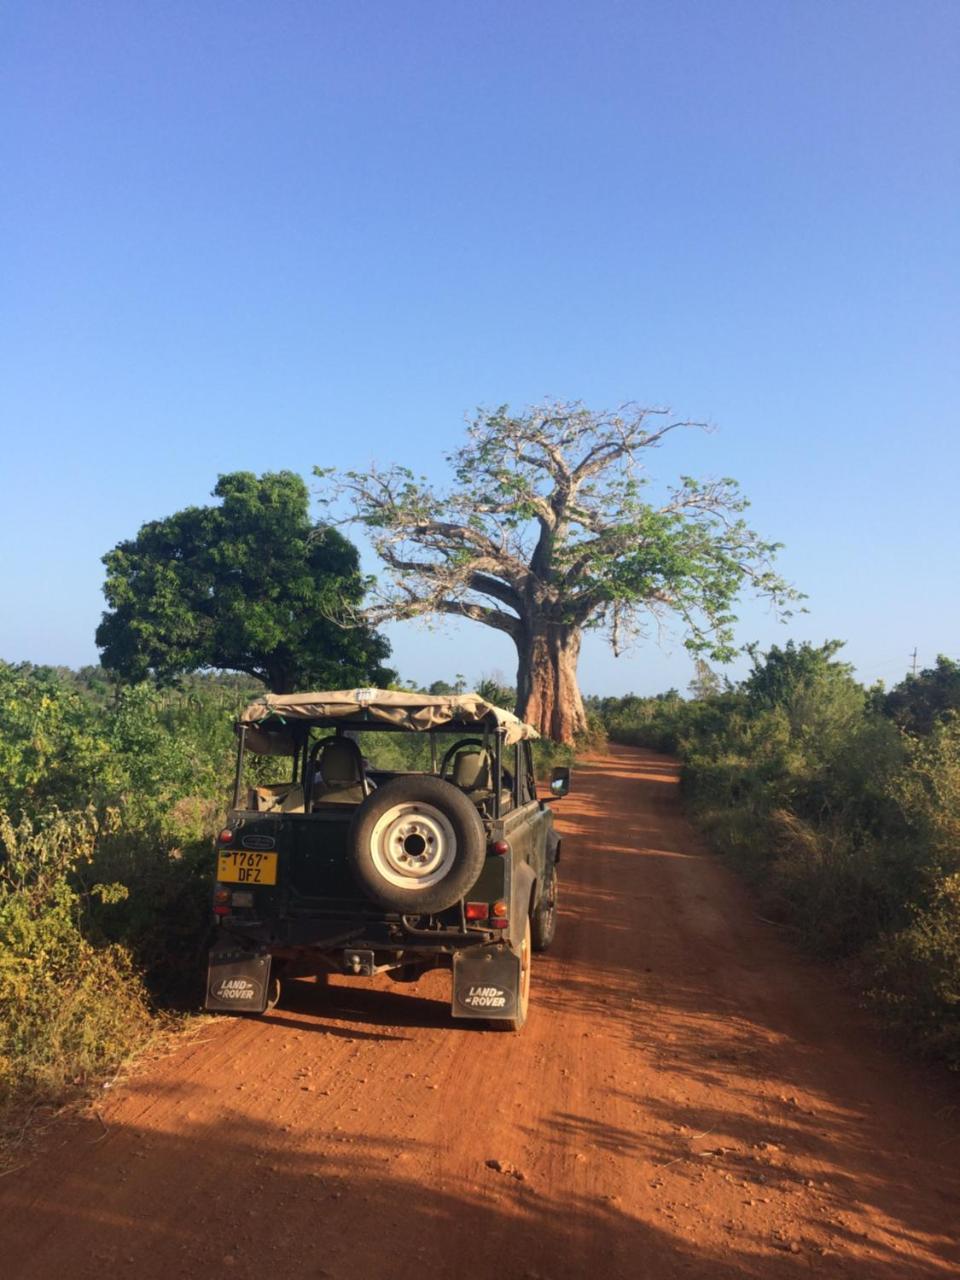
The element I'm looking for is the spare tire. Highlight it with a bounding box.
[347,775,486,913]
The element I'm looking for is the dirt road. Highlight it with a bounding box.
[3,746,959,1278]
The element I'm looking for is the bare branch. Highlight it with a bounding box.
[467,571,524,612]
[435,599,522,639]
[572,419,703,482]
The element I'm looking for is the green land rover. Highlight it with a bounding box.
[205,689,569,1031]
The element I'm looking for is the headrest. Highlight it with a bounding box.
[452,749,490,791]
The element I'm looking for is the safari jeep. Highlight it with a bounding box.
[205,689,569,1030]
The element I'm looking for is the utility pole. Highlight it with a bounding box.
[910,647,918,677]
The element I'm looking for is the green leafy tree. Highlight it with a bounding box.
[427,680,456,696]
[97,471,394,693]
[321,401,798,742]
[883,655,960,736]
[742,640,867,756]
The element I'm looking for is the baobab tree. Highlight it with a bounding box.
[318,401,798,743]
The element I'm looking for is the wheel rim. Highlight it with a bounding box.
[369,801,458,890]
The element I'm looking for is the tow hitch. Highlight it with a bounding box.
[343,948,377,976]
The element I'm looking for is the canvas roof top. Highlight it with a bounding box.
[237,688,540,754]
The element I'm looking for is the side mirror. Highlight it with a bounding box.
[549,766,571,798]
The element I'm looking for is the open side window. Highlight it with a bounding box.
[514,741,536,807]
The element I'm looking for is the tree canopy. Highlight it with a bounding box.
[883,655,960,736]
[97,471,393,693]
[318,400,799,741]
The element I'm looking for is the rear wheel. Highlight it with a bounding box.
[264,973,281,1011]
[531,864,558,952]
[495,916,531,1032]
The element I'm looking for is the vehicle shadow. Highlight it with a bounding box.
[271,974,466,1034]
[0,1104,875,1280]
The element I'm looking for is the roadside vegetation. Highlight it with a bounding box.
[0,662,252,1136]
[0,660,594,1139]
[597,648,960,1067]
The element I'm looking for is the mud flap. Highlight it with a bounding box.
[205,944,271,1014]
[451,946,521,1021]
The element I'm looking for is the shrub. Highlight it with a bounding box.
[0,809,152,1123]
[598,643,960,1067]
[0,663,120,817]
[870,875,960,1067]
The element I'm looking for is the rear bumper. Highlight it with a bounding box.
[204,936,524,1022]
[216,914,497,956]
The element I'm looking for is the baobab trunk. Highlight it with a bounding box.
[515,620,588,743]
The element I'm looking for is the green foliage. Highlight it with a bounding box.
[0,663,257,1133]
[98,470,394,693]
[476,674,517,710]
[883,655,960,736]
[531,737,577,778]
[531,708,606,776]
[0,808,152,1118]
[888,716,960,883]
[0,662,249,1000]
[0,662,121,817]
[869,874,960,1067]
[600,642,960,1065]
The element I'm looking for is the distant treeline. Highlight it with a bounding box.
[596,646,960,1068]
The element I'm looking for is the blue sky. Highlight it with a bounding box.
[2,1,957,696]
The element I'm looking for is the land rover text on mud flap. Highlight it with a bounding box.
[205,689,569,1031]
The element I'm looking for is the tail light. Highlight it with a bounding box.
[465,902,488,920]
[213,885,231,916]
[491,840,510,856]
[490,900,508,928]
[218,828,233,844]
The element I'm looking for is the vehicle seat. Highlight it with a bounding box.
[312,738,374,807]
[250,783,305,814]
[451,749,512,812]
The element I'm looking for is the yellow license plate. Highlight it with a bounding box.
[216,850,278,886]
